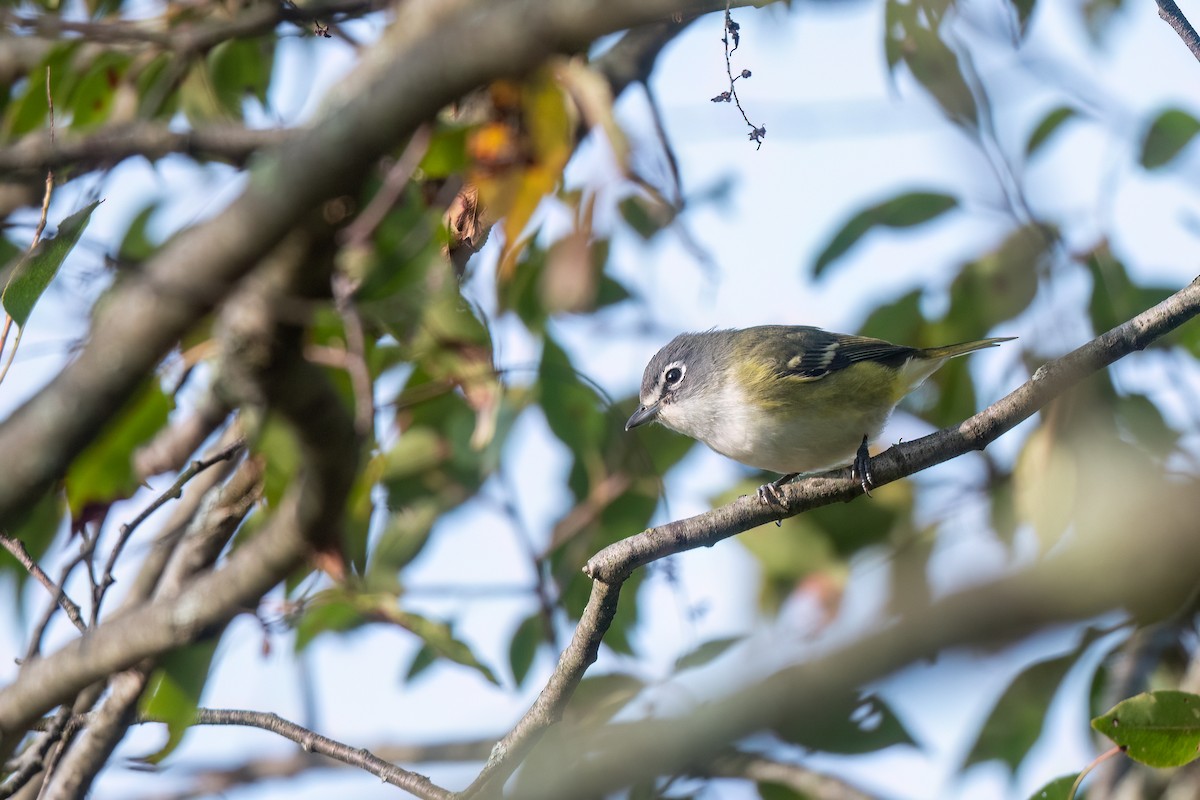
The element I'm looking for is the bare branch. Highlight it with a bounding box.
[0,308,360,768]
[173,709,455,800]
[513,468,1200,798]
[458,579,622,797]
[586,275,1200,582]
[0,125,288,182]
[94,438,247,619]
[39,456,265,800]
[2,1,384,50]
[133,390,233,479]
[0,0,742,535]
[1155,0,1200,62]
[468,275,1200,798]
[0,537,85,635]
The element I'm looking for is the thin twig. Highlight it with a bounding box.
[22,534,97,666]
[0,706,70,800]
[94,439,247,617]
[32,65,55,246]
[0,536,85,635]
[186,709,454,800]
[338,125,432,249]
[495,469,562,652]
[710,2,765,147]
[1156,0,1200,62]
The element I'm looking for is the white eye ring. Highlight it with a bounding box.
[663,363,685,386]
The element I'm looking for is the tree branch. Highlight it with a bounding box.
[0,0,746,534]
[2,1,383,49]
[585,274,1200,582]
[0,313,360,768]
[513,455,1200,798]
[0,537,86,635]
[1155,0,1200,62]
[0,125,288,182]
[701,750,878,800]
[176,709,454,800]
[470,275,1200,798]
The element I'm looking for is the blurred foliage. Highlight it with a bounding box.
[0,0,1199,798]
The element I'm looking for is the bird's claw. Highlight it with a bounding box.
[852,435,874,496]
[757,472,798,507]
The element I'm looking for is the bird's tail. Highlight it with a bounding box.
[919,336,1016,360]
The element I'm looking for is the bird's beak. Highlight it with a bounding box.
[625,402,660,431]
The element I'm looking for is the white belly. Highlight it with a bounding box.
[658,382,892,474]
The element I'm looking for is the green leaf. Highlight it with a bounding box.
[508,612,544,687]
[619,194,675,240]
[757,782,806,800]
[3,201,101,328]
[138,637,220,763]
[1026,106,1077,157]
[858,289,925,344]
[387,607,499,685]
[69,51,132,130]
[64,379,172,518]
[254,416,301,509]
[964,651,1080,770]
[773,692,918,755]
[1116,393,1179,457]
[1140,108,1200,169]
[293,595,366,650]
[3,43,81,137]
[674,636,744,671]
[364,502,438,591]
[595,273,630,309]
[1025,774,1081,800]
[1092,690,1200,767]
[896,22,979,129]
[0,490,66,602]
[208,37,274,113]
[1084,246,1174,335]
[564,673,645,725]
[811,192,957,277]
[946,222,1050,339]
[419,125,470,178]
[538,336,607,481]
[118,201,163,265]
[135,53,179,119]
[405,642,438,682]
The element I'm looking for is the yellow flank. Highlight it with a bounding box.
[732,358,896,415]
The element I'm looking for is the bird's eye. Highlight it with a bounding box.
[664,366,683,385]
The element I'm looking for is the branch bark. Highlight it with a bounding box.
[1155,0,1200,62]
[0,0,744,532]
[514,424,1200,799]
[470,275,1200,797]
[0,309,359,768]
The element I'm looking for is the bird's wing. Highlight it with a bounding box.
[755,327,918,382]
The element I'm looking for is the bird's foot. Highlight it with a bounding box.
[852,435,874,496]
[757,472,798,506]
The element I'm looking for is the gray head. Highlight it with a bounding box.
[625,331,732,431]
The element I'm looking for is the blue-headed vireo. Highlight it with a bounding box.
[625,325,1013,501]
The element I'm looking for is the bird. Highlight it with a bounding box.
[625,325,1013,502]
